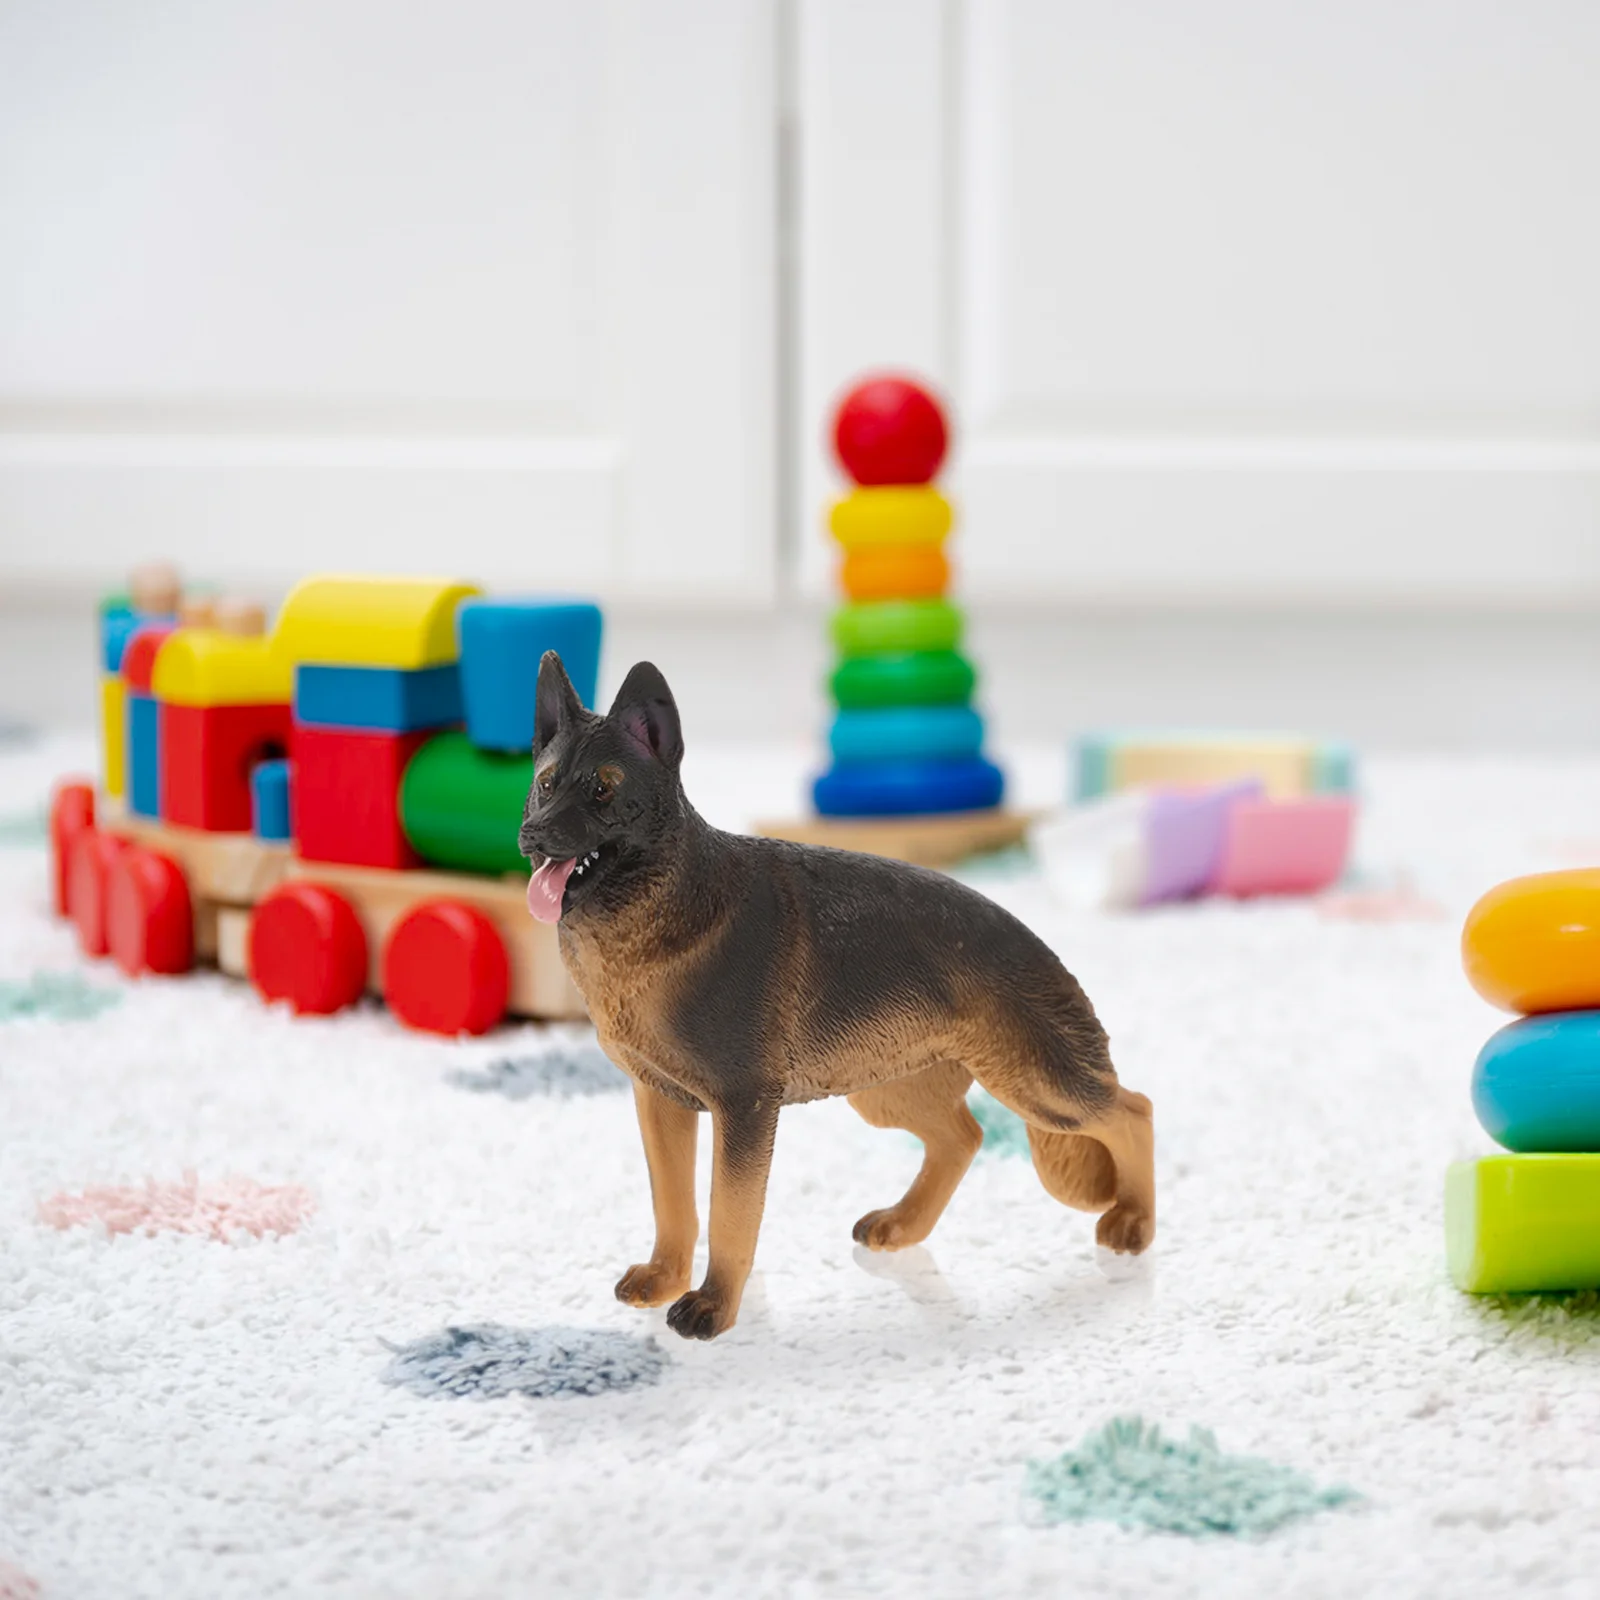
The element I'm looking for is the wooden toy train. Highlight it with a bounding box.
[50,565,600,1035]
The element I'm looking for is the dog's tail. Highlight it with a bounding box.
[1026,1127,1117,1212]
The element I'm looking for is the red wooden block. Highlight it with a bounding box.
[292,724,429,869]
[249,882,368,1015]
[106,846,194,976]
[68,829,131,957]
[120,625,176,693]
[50,780,96,916]
[382,901,509,1036]
[160,702,291,832]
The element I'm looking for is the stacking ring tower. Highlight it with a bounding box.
[813,375,1005,821]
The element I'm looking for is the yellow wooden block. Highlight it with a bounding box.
[271,575,480,668]
[151,629,294,707]
[1113,741,1315,801]
[100,675,126,797]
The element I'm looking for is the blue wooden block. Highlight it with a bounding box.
[457,599,603,752]
[293,663,462,733]
[830,706,985,764]
[813,756,1005,818]
[250,758,293,841]
[101,605,173,674]
[1473,1010,1600,1153]
[127,693,162,817]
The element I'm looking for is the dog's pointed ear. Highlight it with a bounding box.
[608,661,683,768]
[534,650,584,755]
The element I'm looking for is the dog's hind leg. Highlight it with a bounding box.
[1083,1087,1155,1254]
[848,1061,983,1251]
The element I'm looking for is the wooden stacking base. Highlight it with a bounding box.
[753,808,1032,870]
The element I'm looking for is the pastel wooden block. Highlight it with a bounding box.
[1446,1155,1600,1293]
[1073,733,1356,803]
[159,702,292,833]
[152,629,293,708]
[1462,869,1600,1015]
[273,576,480,669]
[755,808,1031,870]
[1209,796,1355,897]
[100,675,126,798]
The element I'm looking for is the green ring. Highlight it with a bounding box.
[831,599,963,659]
[830,651,977,710]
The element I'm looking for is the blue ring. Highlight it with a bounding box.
[813,756,1005,818]
[829,706,985,764]
[1473,1010,1600,1153]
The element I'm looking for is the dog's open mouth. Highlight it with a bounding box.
[525,849,604,924]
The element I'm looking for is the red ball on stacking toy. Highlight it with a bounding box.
[831,376,949,486]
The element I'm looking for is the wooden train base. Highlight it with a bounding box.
[51,782,587,1035]
[754,808,1032,869]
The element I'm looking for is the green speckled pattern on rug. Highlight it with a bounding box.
[1026,1416,1359,1537]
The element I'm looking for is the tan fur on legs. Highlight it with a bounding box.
[848,1061,982,1250]
[666,1100,780,1341]
[1026,1128,1116,1211]
[1080,1088,1155,1253]
[615,1082,699,1307]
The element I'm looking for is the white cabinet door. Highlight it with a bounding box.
[0,0,776,600]
[799,0,1600,604]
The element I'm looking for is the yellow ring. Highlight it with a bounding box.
[828,487,953,549]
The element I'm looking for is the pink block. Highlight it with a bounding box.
[1209,796,1356,897]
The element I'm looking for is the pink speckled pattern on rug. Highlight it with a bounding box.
[0,1561,40,1600]
[38,1173,314,1242]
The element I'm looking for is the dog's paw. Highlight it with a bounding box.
[851,1207,926,1252]
[665,1288,735,1341]
[1095,1202,1153,1255]
[614,1261,691,1308]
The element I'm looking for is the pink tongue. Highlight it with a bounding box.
[526,857,578,923]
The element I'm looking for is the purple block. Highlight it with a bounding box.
[1140,780,1263,905]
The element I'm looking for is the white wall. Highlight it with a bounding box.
[800,0,1600,605]
[0,0,777,600]
[5,0,1600,609]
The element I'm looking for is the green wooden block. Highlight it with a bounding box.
[1446,1154,1600,1293]
[399,731,532,876]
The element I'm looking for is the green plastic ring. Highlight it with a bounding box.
[830,650,977,710]
[831,599,963,659]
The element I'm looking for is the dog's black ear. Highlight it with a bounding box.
[534,650,584,754]
[608,661,683,768]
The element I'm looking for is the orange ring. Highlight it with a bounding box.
[840,543,950,601]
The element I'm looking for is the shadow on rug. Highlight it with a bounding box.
[1025,1416,1359,1538]
[448,1040,629,1101]
[380,1323,667,1401]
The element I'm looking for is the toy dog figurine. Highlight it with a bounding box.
[521,653,1155,1340]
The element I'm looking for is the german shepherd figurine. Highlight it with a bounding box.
[520,653,1155,1341]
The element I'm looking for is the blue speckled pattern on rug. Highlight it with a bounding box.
[0,971,120,1023]
[448,1041,629,1100]
[968,1089,1031,1158]
[1026,1416,1359,1537]
[379,1324,668,1401]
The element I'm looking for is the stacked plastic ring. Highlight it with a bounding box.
[813,375,1005,818]
[1446,869,1600,1293]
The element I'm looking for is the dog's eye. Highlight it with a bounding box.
[594,764,623,803]
[537,768,556,798]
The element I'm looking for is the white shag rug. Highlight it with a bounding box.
[5,733,1600,1599]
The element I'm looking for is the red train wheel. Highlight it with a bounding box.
[383,901,509,1036]
[248,882,368,1016]
[106,846,194,977]
[67,829,130,958]
[50,780,95,917]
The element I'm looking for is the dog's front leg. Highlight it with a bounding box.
[615,1081,700,1308]
[665,1096,778,1341]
